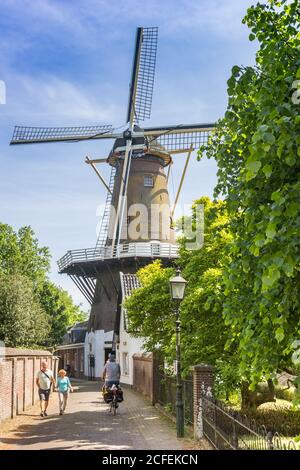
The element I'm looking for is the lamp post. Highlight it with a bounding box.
[169,268,187,438]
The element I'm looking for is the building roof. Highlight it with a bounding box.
[120,272,141,299]
[69,320,88,331]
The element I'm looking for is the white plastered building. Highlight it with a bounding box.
[117,272,145,385]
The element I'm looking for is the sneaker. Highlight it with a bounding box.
[40,412,44,417]
[44,411,48,417]
[59,411,63,415]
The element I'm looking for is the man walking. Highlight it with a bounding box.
[36,361,56,417]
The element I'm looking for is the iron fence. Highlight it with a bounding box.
[200,393,297,450]
[157,373,194,426]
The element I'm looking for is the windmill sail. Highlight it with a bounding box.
[144,123,215,151]
[10,125,114,145]
[126,27,158,126]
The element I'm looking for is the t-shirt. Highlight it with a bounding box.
[36,369,53,390]
[102,361,121,381]
[57,377,71,393]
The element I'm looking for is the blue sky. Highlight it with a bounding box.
[0,0,257,310]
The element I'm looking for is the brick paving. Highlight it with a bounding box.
[0,380,210,450]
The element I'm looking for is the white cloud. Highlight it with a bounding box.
[1,0,255,51]
[4,74,118,123]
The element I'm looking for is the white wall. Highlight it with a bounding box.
[84,330,113,378]
[117,308,144,385]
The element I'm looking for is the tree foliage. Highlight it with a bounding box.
[0,223,50,289]
[199,0,300,390]
[0,223,86,347]
[0,274,50,348]
[125,198,235,384]
[39,281,86,346]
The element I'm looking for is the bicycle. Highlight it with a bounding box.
[109,384,118,415]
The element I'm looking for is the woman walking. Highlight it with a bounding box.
[56,369,73,415]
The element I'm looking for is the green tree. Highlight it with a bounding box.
[199,0,300,396]
[125,198,236,390]
[0,222,86,347]
[39,281,87,347]
[0,273,50,348]
[0,223,50,289]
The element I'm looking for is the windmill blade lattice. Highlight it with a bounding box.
[126,27,158,125]
[144,123,215,152]
[10,125,114,145]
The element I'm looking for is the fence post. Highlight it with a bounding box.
[267,431,274,450]
[192,364,214,440]
[232,419,238,450]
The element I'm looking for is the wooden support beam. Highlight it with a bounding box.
[105,262,119,296]
[166,161,172,185]
[70,275,93,305]
[85,158,107,163]
[78,266,96,301]
[93,266,112,301]
[169,148,193,155]
[85,156,112,194]
[111,139,132,253]
[171,144,194,218]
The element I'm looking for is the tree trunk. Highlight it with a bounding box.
[241,379,276,410]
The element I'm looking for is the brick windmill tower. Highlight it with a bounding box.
[11,27,214,376]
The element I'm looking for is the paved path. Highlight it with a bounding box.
[0,381,208,450]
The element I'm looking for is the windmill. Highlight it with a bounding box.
[11,27,214,338]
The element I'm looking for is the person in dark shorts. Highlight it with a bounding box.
[102,353,121,387]
[36,361,56,417]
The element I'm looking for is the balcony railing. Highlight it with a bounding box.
[57,241,178,272]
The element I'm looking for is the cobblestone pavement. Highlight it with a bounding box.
[0,380,210,450]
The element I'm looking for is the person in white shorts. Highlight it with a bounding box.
[36,361,55,417]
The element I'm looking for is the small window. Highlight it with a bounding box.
[122,352,129,376]
[144,175,154,187]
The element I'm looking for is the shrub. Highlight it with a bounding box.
[244,406,300,437]
[275,387,295,402]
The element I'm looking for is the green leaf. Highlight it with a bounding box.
[245,157,262,180]
[286,202,300,217]
[271,191,285,205]
[249,33,256,41]
[262,164,272,178]
[232,65,240,77]
[263,132,275,144]
[254,233,265,247]
[266,223,277,240]
[275,327,284,343]
[282,256,295,277]
[262,266,280,290]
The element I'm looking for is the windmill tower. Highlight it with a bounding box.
[10,27,214,370]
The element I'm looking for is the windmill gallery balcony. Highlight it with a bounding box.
[57,241,178,275]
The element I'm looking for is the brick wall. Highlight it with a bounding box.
[0,348,59,422]
[192,363,214,439]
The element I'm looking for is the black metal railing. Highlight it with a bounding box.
[157,373,194,426]
[200,393,297,450]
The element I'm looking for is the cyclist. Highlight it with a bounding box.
[102,353,121,386]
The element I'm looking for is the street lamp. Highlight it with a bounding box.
[169,268,187,438]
